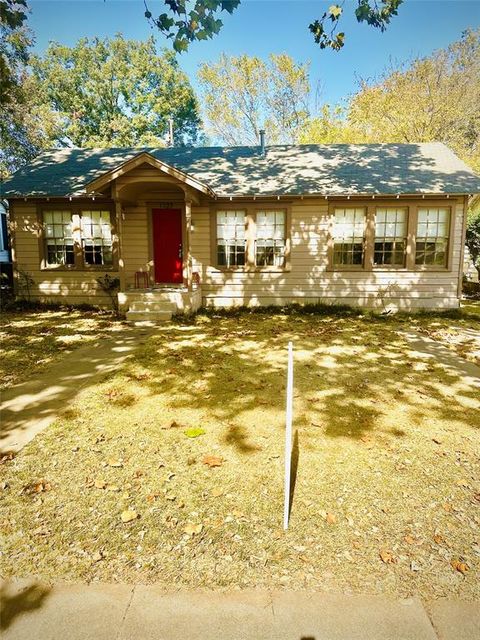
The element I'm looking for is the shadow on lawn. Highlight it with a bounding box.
[0,581,51,631]
[0,325,148,454]
[125,314,480,453]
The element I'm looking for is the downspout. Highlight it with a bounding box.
[457,194,469,301]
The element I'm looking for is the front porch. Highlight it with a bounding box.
[85,152,211,322]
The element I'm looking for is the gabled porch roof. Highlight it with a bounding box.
[85,151,217,199]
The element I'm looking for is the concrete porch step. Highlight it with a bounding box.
[125,310,172,323]
[129,300,176,313]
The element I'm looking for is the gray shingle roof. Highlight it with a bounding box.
[2,142,480,198]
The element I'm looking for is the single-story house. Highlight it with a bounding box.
[3,141,480,320]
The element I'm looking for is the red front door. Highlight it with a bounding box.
[152,209,183,284]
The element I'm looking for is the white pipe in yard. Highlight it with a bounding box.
[283,341,294,530]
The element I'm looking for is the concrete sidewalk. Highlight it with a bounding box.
[1,581,479,640]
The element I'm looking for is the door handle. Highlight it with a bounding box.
[178,244,183,259]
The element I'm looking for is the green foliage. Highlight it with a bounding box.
[144,0,240,53]
[0,0,43,177]
[145,1,402,52]
[299,29,480,175]
[0,73,62,177]
[95,274,120,314]
[310,0,402,50]
[0,0,31,104]
[31,34,203,148]
[466,206,480,278]
[347,30,480,163]
[198,53,310,144]
[298,105,364,145]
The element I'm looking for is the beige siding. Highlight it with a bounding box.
[192,199,464,311]
[11,203,118,306]
[11,196,466,311]
[122,204,151,288]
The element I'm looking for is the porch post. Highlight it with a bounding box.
[115,200,126,294]
[184,199,193,292]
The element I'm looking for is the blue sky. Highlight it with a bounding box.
[29,0,480,107]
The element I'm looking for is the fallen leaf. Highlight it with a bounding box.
[187,456,196,465]
[107,458,123,468]
[165,493,176,501]
[184,428,206,438]
[107,485,120,492]
[202,455,223,468]
[451,559,469,575]
[443,503,453,513]
[92,551,104,563]
[94,478,106,489]
[404,534,416,545]
[211,487,224,497]
[456,479,469,488]
[0,452,15,465]
[326,512,336,525]
[32,526,49,536]
[184,523,203,536]
[121,510,138,523]
[433,534,445,545]
[379,548,397,564]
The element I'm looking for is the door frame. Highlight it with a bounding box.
[148,202,187,286]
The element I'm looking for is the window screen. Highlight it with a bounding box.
[44,211,74,266]
[216,211,246,267]
[415,208,449,266]
[333,208,366,266]
[374,208,407,266]
[255,211,286,267]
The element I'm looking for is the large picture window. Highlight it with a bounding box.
[333,208,366,266]
[374,208,407,266]
[44,211,74,266]
[42,209,113,268]
[216,210,246,267]
[256,210,285,267]
[415,207,450,266]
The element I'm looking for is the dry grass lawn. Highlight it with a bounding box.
[1,307,479,600]
[0,308,124,390]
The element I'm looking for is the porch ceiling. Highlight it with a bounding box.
[114,179,188,204]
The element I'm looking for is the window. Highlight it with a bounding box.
[44,211,74,266]
[81,211,113,265]
[255,210,285,267]
[216,211,246,267]
[333,208,366,266]
[374,208,407,266]
[42,209,113,268]
[415,207,450,266]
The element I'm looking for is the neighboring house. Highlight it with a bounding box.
[2,142,480,320]
[0,201,13,291]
